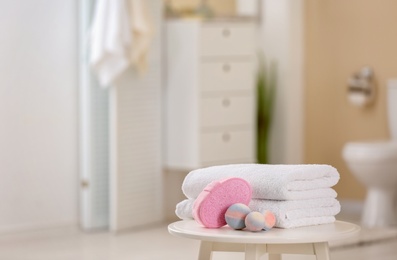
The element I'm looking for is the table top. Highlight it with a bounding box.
[168,220,360,244]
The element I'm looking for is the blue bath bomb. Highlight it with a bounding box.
[245,211,266,232]
[225,203,251,230]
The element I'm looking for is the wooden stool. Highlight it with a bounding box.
[168,220,360,260]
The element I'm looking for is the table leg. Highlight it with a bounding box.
[245,244,258,260]
[245,244,268,260]
[269,254,282,260]
[198,241,213,260]
[314,242,330,260]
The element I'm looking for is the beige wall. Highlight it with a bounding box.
[305,0,397,199]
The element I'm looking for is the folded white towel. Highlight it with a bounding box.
[249,198,341,228]
[175,198,340,228]
[276,216,336,228]
[272,216,337,229]
[182,164,339,200]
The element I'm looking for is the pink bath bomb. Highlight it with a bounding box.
[262,210,276,230]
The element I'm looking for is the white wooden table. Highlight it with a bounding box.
[168,220,360,260]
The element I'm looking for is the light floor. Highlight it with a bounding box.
[0,217,397,260]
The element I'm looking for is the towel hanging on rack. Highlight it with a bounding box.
[129,0,153,74]
[90,0,153,87]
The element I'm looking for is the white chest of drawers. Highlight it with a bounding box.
[164,20,256,170]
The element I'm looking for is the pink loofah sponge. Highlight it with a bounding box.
[192,177,252,228]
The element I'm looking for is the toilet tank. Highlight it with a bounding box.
[387,79,397,140]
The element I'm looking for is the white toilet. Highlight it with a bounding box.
[342,79,397,228]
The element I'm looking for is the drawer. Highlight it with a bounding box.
[200,129,255,163]
[200,24,255,57]
[200,95,255,127]
[200,61,254,92]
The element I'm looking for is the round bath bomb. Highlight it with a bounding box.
[245,211,266,232]
[262,210,276,230]
[225,203,251,230]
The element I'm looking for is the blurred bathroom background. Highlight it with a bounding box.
[0,0,396,259]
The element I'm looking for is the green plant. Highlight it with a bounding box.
[256,56,276,164]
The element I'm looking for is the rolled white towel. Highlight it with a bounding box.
[175,198,341,229]
[182,164,339,200]
[175,199,194,220]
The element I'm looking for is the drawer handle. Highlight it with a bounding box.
[222,28,231,38]
[222,98,230,107]
[222,133,231,142]
[222,64,231,72]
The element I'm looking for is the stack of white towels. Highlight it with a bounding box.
[175,164,341,228]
